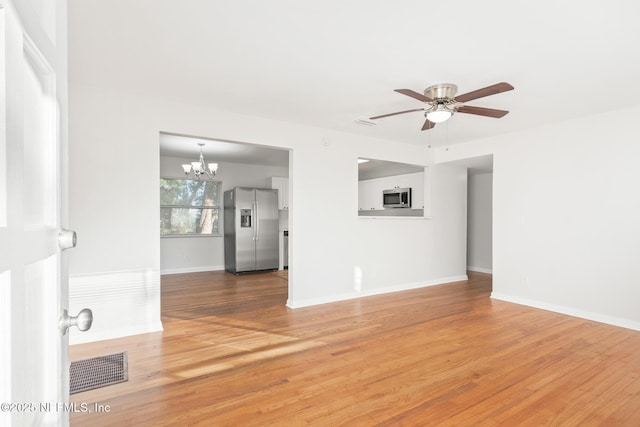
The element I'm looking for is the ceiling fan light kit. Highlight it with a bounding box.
[370,81,514,131]
[426,103,454,124]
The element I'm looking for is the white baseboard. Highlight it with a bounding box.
[69,268,163,345]
[287,274,469,309]
[491,292,640,331]
[160,265,225,275]
[70,322,164,345]
[467,266,493,274]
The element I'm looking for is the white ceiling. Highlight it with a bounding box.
[70,1,640,157]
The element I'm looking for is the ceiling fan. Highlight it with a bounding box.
[370,82,514,130]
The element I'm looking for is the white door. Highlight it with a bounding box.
[0,2,79,426]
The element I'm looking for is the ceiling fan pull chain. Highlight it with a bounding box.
[446,120,449,146]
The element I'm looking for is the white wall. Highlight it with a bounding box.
[292,163,467,307]
[159,155,288,274]
[68,85,468,341]
[356,165,467,289]
[467,173,493,273]
[435,105,640,330]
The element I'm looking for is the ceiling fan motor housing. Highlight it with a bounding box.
[424,83,458,101]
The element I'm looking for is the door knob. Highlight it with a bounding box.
[59,308,93,335]
[58,229,77,251]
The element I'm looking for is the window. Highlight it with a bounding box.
[160,178,222,236]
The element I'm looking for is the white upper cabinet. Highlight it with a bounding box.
[403,172,425,209]
[358,179,385,210]
[269,177,289,210]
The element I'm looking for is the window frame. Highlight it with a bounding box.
[160,177,223,237]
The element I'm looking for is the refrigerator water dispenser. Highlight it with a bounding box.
[240,209,252,227]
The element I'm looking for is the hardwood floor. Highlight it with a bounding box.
[70,271,640,426]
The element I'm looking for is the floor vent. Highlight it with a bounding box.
[70,352,128,394]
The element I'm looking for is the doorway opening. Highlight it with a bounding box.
[440,154,493,285]
[158,132,291,301]
[467,160,493,275]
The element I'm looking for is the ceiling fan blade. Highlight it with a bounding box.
[395,89,433,103]
[457,105,509,118]
[421,118,436,130]
[370,108,424,120]
[454,82,514,103]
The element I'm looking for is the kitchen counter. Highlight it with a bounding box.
[358,208,424,217]
[278,230,288,270]
[278,208,289,270]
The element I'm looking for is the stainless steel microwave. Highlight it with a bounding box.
[383,188,412,208]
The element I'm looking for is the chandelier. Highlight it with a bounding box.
[181,143,218,180]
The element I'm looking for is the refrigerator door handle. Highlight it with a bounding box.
[255,200,260,241]
[251,201,256,240]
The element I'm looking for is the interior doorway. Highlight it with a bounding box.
[467,169,493,274]
[439,154,493,279]
[158,132,291,298]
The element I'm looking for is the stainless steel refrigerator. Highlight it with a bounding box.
[224,187,279,274]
